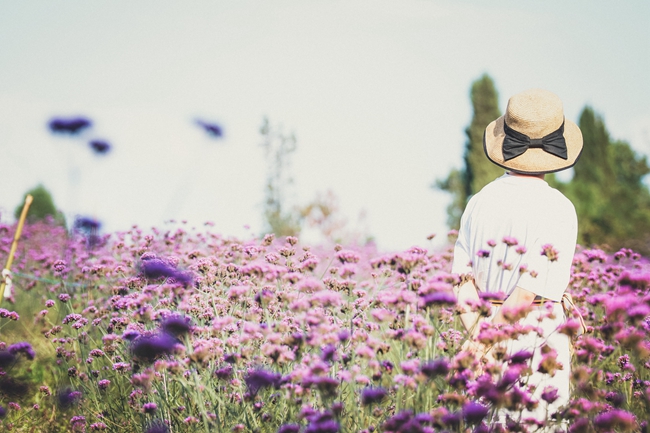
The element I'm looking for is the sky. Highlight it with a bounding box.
[0,1,649,251]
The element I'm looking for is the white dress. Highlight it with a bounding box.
[452,173,577,422]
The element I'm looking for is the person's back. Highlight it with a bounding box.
[451,88,584,427]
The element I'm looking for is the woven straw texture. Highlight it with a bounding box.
[484,89,583,174]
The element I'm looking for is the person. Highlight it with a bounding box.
[451,88,583,424]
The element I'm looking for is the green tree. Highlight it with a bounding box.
[14,184,65,225]
[437,74,504,228]
[560,106,650,253]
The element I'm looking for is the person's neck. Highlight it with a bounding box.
[507,171,546,181]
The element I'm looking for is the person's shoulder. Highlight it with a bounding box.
[546,185,577,214]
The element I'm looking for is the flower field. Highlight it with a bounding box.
[0,219,649,432]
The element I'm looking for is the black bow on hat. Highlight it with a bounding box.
[502,120,568,161]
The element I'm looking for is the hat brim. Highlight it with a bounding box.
[483,116,583,174]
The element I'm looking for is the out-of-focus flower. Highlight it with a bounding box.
[0,350,16,368]
[143,402,158,414]
[215,365,233,380]
[421,292,456,307]
[57,388,82,408]
[541,386,559,404]
[508,350,533,365]
[8,342,35,360]
[98,379,110,390]
[541,244,559,262]
[244,369,282,395]
[277,424,301,433]
[145,420,169,433]
[420,358,450,378]
[130,334,177,363]
[361,387,387,406]
[161,315,193,337]
[75,217,101,231]
[0,406,5,418]
[462,401,489,424]
[195,119,224,138]
[89,140,111,154]
[140,259,192,286]
[49,116,92,134]
[593,409,637,431]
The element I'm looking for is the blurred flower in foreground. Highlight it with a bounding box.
[75,217,101,232]
[8,342,35,360]
[89,140,111,155]
[48,116,92,134]
[161,315,193,337]
[130,334,177,363]
[195,119,224,138]
[57,387,82,408]
[244,368,282,395]
[140,258,192,286]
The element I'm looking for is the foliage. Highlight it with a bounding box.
[436,74,504,228]
[259,118,301,238]
[559,107,650,254]
[13,184,65,226]
[0,220,648,432]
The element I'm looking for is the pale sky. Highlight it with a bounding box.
[1,1,649,251]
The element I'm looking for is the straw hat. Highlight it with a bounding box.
[483,89,583,174]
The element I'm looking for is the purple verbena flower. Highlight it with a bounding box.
[75,217,101,231]
[196,119,224,138]
[161,315,192,337]
[277,424,301,433]
[8,342,35,360]
[360,387,387,406]
[57,388,82,408]
[244,369,282,395]
[49,116,92,134]
[421,292,457,307]
[130,334,177,363]
[145,420,169,433]
[0,351,16,368]
[214,365,233,380]
[89,140,111,154]
[143,402,158,414]
[462,401,489,424]
[420,358,450,378]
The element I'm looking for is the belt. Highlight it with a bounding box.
[489,295,558,306]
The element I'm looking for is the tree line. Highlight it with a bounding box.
[437,74,650,254]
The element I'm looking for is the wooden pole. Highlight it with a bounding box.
[0,194,33,306]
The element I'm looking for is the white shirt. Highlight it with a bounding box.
[451,173,578,301]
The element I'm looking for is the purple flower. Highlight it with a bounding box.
[57,388,82,408]
[321,344,337,363]
[49,116,92,134]
[420,358,450,378]
[476,249,491,258]
[277,425,301,433]
[89,140,111,154]
[360,387,387,406]
[502,236,518,246]
[143,402,158,414]
[0,406,5,418]
[462,401,489,424]
[383,410,413,431]
[0,350,16,368]
[305,412,339,433]
[508,350,533,365]
[145,420,169,433]
[122,330,140,341]
[161,315,192,337]
[98,379,110,390]
[195,119,224,138]
[593,409,636,430]
[244,369,282,395]
[214,365,233,380]
[130,334,177,363]
[441,411,462,428]
[421,292,456,307]
[337,330,350,342]
[541,386,559,404]
[75,217,101,231]
[140,260,192,286]
[8,342,35,360]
